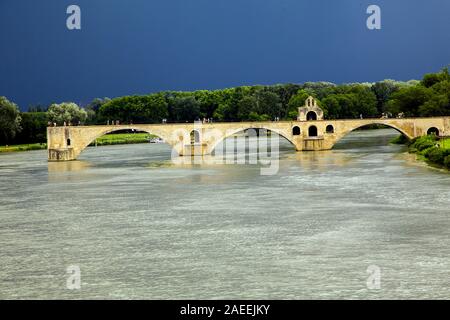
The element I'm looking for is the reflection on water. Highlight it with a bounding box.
[0,129,449,299]
[48,160,91,173]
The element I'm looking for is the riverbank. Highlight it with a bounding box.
[0,133,157,153]
[0,143,47,152]
[403,135,450,169]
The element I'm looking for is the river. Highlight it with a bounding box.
[0,129,449,299]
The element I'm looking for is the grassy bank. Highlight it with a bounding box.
[89,133,157,146]
[390,134,409,145]
[0,143,47,153]
[407,135,450,169]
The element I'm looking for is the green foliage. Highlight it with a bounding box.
[237,96,258,120]
[235,91,283,121]
[255,91,283,118]
[321,85,378,119]
[287,89,310,117]
[169,95,200,122]
[27,105,47,112]
[77,67,450,126]
[371,80,401,113]
[387,67,450,117]
[89,133,155,146]
[422,73,442,88]
[85,98,110,124]
[409,135,450,168]
[387,86,432,116]
[14,112,48,144]
[426,148,446,165]
[100,95,168,123]
[444,155,450,169]
[418,94,449,116]
[409,135,438,153]
[422,68,450,87]
[302,82,336,99]
[3,68,450,147]
[0,96,22,144]
[390,134,409,145]
[213,103,233,121]
[47,102,87,125]
[0,143,46,152]
[248,112,270,121]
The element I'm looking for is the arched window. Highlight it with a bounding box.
[427,127,439,136]
[190,130,200,143]
[292,126,301,136]
[308,125,318,137]
[67,138,71,146]
[326,125,334,134]
[306,111,317,121]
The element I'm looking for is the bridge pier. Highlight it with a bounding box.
[183,143,209,156]
[48,148,76,161]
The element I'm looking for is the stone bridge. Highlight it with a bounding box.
[47,117,449,161]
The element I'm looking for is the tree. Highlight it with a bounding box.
[14,112,48,144]
[47,102,87,125]
[422,73,442,88]
[418,94,450,116]
[27,104,47,112]
[321,95,341,119]
[85,98,110,124]
[194,90,224,119]
[371,80,401,113]
[352,87,378,117]
[143,94,169,122]
[387,86,432,116]
[269,84,303,114]
[255,91,283,119]
[237,96,258,120]
[422,67,450,88]
[334,94,356,118]
[88,97,111,113]
[287,89,310,118]
[0,96,22,144]
[99,95,168,123]
[302,82,336,99]
[169,96,200,122]
[213,103,233,121]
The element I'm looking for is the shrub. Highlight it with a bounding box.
[444,155,450,169]
[410,135,438,152]
[390,135,409,145]
[421,147,435,157]
[426,148,446,165]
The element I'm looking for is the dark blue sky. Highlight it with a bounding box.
[1,0,449,109]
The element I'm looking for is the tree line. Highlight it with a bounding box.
[1,67,449,145]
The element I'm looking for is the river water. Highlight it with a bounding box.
[0,129,449,299]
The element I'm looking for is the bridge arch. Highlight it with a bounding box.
[326,125,334,134]
[427,127,440,136]
[330,122,412,149]
[73,126,179,160]
[209,126,296,155]
[308,125,318,137]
